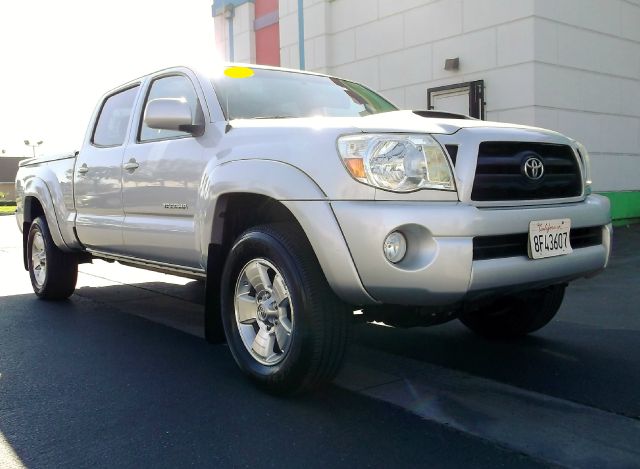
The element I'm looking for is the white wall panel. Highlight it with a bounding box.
[557,26,640,80]
[462,0,534,32]
[497,18,535,66]
[379,44,432,89]
[496,107,536,126]
[621,1,640,42]
[328,29,356,66]
[404,0,463,47]
[279,12,298,47]
[378,0,435,17]
[535,0,622,36]
[590,155,640,192]
[355,14,404,60]
[329,0,379,33]
[431,28,496,80]
[378,87,406,108]
[331,57,380,90]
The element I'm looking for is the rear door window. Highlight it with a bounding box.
[92,85,140,147]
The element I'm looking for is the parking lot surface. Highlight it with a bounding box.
[1,215,638,468]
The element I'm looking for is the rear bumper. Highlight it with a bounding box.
[332,195,611,306]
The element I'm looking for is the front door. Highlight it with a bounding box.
[74,84,140,251]
[120,73,208,268]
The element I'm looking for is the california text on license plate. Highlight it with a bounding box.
[528,218,573,259]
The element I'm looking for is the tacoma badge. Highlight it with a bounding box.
[162,203,188,210]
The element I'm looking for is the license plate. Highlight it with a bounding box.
[528,218,572,259]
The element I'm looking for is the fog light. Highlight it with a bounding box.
[383,231,407,264]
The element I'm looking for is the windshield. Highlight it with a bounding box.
[212,67,397,120]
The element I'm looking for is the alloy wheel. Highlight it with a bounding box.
[234,258,294,366]
[31,231,47,288]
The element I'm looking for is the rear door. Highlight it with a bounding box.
[120,72,209,268]
[74,84,141,251]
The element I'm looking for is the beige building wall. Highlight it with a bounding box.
[214,2,257,64]
[278,0,640,193]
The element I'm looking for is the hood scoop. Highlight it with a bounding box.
[412,110,474,120]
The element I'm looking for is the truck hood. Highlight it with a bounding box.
[353,110,557,135]
[231,110,567,139]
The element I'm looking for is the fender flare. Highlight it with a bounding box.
[195,159,327,257]
[196,159,375,306]
[22,177,69,251]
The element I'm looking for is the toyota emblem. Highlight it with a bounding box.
[523,156,544,180]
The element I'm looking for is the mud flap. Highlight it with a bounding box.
[204,243,226,344]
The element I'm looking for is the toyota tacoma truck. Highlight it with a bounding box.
[15,64,611,394]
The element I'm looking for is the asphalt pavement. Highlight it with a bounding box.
[0,215,638,468]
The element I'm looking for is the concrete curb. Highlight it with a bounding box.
[336,345,640,469]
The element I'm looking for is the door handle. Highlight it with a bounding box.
[77,164,89,175]
[123,159,139,172]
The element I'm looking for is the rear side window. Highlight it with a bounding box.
[92,85,140,147]
[139,75,200,142]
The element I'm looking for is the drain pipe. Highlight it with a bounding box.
[297,0,305,70]
[225,6,235,62]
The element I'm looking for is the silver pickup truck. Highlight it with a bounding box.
[15,64,611,394]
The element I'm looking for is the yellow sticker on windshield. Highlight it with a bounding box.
[224,66,255,79]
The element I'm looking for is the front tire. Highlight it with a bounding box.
[27,217,78,300]
[459,285,565,339]
[221,223,350,395]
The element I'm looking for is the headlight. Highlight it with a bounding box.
[575,141,592,194]
[337,133,455,192]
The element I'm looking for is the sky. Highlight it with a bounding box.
[0,0,220,157]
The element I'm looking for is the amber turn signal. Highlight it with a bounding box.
[344,158,366,180]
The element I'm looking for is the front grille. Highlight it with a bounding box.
[472,142,583,201]
[473,226,603,261]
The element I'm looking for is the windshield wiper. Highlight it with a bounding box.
[250,115,297,119]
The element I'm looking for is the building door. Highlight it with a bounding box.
[427,80,485,119]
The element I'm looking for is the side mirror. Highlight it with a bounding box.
[143,98,204,136]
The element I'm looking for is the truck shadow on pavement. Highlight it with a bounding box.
[0,291,539,469]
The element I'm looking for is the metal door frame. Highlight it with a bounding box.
[427,80,485,120]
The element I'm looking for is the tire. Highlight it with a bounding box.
[27,216,78,300]
[220,223,350,395]
[459,285,566,339]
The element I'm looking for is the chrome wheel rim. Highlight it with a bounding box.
[31,231,47,288]
[234,258,294,366]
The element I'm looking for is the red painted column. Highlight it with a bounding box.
[255,0,280,66]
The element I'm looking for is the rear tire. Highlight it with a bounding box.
[220,223,350,395]
[459,285,565,339]
[27,216,78,300]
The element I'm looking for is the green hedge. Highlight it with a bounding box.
[599,191,640,224]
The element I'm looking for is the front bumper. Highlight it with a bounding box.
[332,195,611,306]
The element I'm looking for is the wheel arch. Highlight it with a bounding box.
[197,159,326,259]
[200,160,374,341]
[21,175,69,244]
[21,195,46,270]
[21,189,71,269]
